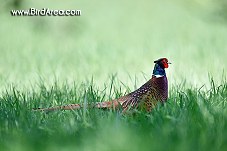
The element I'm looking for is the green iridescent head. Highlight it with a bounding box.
[153,58,171,76]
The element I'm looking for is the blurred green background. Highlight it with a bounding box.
[0,0,227,89]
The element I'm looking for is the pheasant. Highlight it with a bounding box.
[34,58,171,112]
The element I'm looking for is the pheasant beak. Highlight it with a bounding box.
[168,62,172,64]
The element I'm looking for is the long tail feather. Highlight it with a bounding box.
[33,99,123,112]
[33,103,81,112]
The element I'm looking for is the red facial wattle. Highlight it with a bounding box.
[162,59,169,68]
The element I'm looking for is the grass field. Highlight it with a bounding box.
[0,0,227,151]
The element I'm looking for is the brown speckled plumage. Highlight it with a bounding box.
[119,75,168,112]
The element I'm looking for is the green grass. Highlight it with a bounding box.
[0,78,226,151]
[0,0,227,150]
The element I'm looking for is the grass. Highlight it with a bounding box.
[0,0,227,150]
[0,77,226,151]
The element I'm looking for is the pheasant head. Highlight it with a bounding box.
[153,58,171,77]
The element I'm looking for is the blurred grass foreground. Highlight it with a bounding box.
[0,0,227,151]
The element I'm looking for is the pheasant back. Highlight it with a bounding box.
[120,75,168,112]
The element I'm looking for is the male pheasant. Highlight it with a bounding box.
[34,58,171,112]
